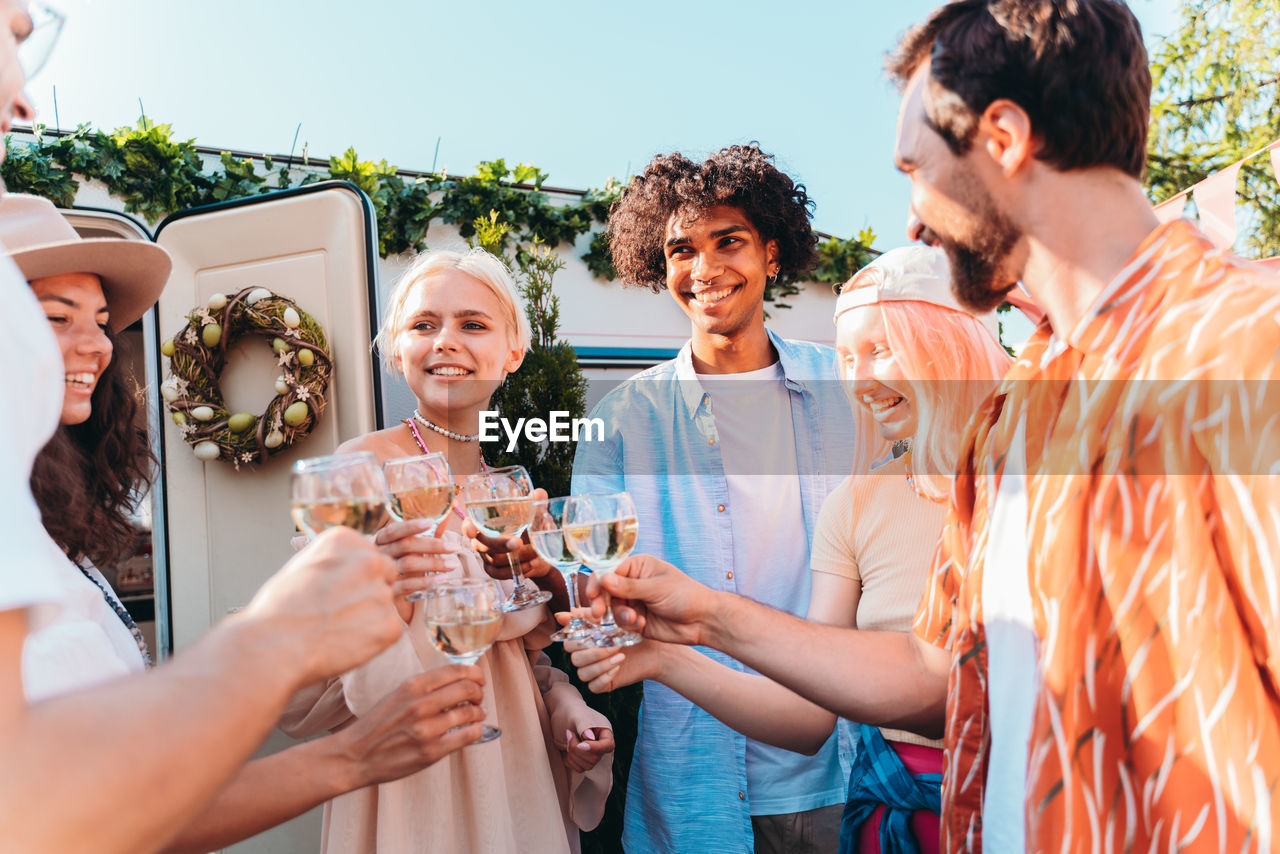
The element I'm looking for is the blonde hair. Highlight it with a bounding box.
[839,267,1011,501]
[375,247,531,371]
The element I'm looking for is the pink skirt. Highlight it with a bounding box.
[857,740,943,854]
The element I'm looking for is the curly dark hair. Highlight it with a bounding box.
[607,144,819,292]
[30,330,155,570]
[887,0,1150,179]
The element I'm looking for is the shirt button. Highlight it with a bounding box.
[717,504,725,513]
[738,792,745,800]
[726,570,734,580]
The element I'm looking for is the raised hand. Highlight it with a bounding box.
[243,526,403,687]
[372,518,463,619]
[334,665,487,786]
[463,487,552,580]
[567,639,667,694]
[584,554,717,647]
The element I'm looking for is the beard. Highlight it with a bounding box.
[928,178,1022,313]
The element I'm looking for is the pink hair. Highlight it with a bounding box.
[841,272,1011,501]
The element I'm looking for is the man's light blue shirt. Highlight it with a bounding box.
[571,329,857,853]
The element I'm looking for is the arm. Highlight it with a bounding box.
[571,571,860,754]
[0,527,405,854]
[592,555,949,737]
[159,667,485,854]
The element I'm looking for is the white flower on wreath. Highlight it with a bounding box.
[177,422,197,437]
[182,328,198,345]
[294,387,311,402]
[239,452,255,464]
[170,376,189,396]
[194,307,215,326]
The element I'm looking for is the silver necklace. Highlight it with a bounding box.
[412,409,481,443]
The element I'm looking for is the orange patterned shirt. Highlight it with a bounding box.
[915,220,1280,853]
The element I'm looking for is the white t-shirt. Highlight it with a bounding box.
[981,416,1039,850]
[0,253,66,623]
[703,361,822,812]
[22,560,148,702]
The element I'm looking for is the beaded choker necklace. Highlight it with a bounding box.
[411,409,481,443]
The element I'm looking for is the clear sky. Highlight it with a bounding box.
[35,0,1180,251]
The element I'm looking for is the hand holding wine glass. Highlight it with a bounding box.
[291,451,393,538]
[421,577,505,743]
[380,452,461,602]
[460,466,552,612]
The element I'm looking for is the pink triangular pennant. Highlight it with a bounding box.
[1192,162,1242,249]
[1153,192,1188,224]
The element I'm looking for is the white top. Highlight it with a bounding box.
[22,559,147,702]
[703,361,823,813]
[0,253,66,623]
[980,416,1039,850]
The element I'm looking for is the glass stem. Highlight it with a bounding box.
[598,587,618,631]
[507,551,531,590]
[563,566,588,628]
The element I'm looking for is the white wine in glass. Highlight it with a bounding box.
[564,492,642,648]
[384,452,455,529]
[465,495,534,536]
[291,497,392,537]
[460,466,551,612]
[422,578,504,743]
[291,451,393,539]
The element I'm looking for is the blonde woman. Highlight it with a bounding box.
[283,248,613,854]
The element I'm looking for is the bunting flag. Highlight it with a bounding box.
[1154,192,1188,224]
[1150,138,1280,257]
[1191,162,1243,249]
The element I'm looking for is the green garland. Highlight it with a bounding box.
[161,287,331,468]
[2,120,879,299]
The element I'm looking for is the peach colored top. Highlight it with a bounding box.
[281,535,611,854]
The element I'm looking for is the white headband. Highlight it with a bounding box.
[833,245,1001,344]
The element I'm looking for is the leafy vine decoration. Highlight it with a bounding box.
[2,119,879,302]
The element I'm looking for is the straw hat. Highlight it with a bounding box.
[833,245,1001,344]
[0,193,172,332]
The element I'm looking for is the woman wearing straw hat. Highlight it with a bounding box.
[1,193,490,853]
[569,246,1013,854]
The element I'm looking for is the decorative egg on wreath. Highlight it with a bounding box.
[161,286,332,468]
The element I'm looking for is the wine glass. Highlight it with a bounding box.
[563,492,641,648]
[384,452,455,530]
[291,451,392,538]
[384,452,456,600]
[460,465,552,612]
[421,577,503,744]
[529,496,594,642]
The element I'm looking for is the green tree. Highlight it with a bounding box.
[469,213,589,498]
[1146,0,1280,257]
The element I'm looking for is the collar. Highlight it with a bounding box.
[674,328,811,415]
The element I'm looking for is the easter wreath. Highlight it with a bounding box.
[160,286,332,468]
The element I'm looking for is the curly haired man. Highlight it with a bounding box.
[571,144,857,853]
